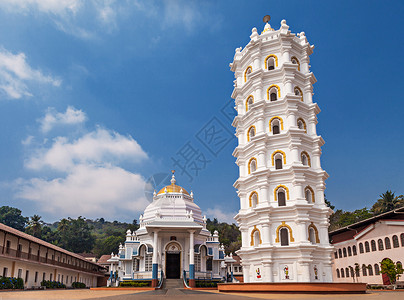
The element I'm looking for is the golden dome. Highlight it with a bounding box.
[156,171,190,195]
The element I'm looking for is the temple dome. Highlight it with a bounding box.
[157,176,189,195]
[141,171,202,224]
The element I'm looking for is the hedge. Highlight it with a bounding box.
[40,280,66,289]
[0,277,24,289]
[72,282,86,289]
[119,281,151,287]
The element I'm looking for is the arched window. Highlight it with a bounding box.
[280,228,289,246]
[249,191,258,208]
[308,223,319,244]
[250,226,262,247]
[309,228,315,243]
[278,190,286,207]
[247,125,256,142]
[368,264,373,276]
[397,261,402,269]
[348,246,352,256]
[401,233,404,246]
[291,56,300,71]
[267,58,275,70]
[294,86,303,101]
[385,237,391,249]
[393,235,399,248]
[254,231,260,247]
[365,241,370,252]
[371,240,376,251]
[275,157,283,170]
[359,242,364,253]
[352,245,357,255]
[274,185,289,204]
[265,54,278,70]
[304,186,315,203]
[275,222,294,245]
[374,264,380,275]
[378,239,384,251]
[248,158,257,174]
[362,264,367,276]
[338,249,342,258]
[267,85,280,101]
[345,267,350,278]
[271,150,286,169]
[341,268,345,278]
[301,151,311,166]
[269,116,284,134]
[343,248,347,257]
[244,66,252,82]
[272,119,280,134]
[336,269,340,278]
[355,266,360,277]
[245,95,254,112]
[297,118,307,133]
[334,251,338,259]
[350,266,354,278]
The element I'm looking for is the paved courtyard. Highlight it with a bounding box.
[0,289,402,300]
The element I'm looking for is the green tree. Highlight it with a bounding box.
[0,206,28,231]
[371,191,404,215]
[25,215,43,238]
[329,208,373,231]
[206,218,241,254]
[56,217,95,253]
[380,258,404,284]
[94,235,125,257]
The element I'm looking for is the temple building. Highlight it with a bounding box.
[107,172,226,287]
[230,16,333,283]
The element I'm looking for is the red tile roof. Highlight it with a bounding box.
[97,254,111,264]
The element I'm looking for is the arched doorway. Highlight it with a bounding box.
[165,242,181,279]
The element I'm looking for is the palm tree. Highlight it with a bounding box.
[26,215,43,238]
[371,190,404,215]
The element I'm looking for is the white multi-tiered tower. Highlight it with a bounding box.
[231,17,333,283]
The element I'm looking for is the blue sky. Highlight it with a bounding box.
[0,0,403,223]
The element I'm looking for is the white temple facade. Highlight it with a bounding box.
[231,17,334,283]
[107,172,225,287]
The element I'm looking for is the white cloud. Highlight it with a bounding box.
[40,106,87,133]
[163,0,202,31]
[15,164,149,219]
[205,206,237,224]
[21,135,34,146]
[0,47,61,99]
[0,1,221,40]
[15,107,150,220]
[0,0,81,15]
[27,127,148,171]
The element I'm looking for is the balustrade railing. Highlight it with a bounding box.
[0,245,104,274]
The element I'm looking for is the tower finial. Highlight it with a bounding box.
[170,170,176,185]
[263,15,271,23]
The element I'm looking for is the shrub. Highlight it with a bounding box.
[40,280,66,289]
[72,282,86,289]
[195,280,218,288]
[0,277,23,290]
[119,281,150,287]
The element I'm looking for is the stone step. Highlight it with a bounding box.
[164,279,183,289]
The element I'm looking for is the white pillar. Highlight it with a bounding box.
[189,230,195,283]
[262,224,270,244]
